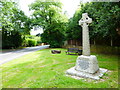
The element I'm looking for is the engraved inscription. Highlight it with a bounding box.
[78,60,89,70]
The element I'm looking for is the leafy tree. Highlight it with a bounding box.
[29,0,68,47]
[11,8,32,35]
[1,0,32,48]
[66,2,120,46]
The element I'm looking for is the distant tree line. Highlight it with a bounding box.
[1,0,120,49]
[66,2,120,46]
[29,0,68,48]
[1,0,32,49]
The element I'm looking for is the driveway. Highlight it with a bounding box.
[0,45,50,65]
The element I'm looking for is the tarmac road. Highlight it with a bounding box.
[0,45,50,65]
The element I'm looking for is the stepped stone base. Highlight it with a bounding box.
[75,55,99,74]
[66,67,107,80]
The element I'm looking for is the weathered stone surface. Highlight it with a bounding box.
[79,13,92,56]
[75,55,99,74]
[66,67,107,80]
[66,13,107,80]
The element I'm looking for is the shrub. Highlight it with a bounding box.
[22,38,28,47]
[2,31,23,49]
[24,35,41,46]
[41,29,65,48]
[34,36,41,45]
[27,39,37,47]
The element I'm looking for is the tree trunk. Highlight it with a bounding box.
[94,38,96,45]
[76,40,78,46]
[110,36,113,47]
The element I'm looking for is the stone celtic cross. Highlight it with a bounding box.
[66,13,107,80]
[79,13,92,56]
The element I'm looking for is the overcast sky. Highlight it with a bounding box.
[18,0,83,18]
[17,0,119,35]
[17,0,120,18]
[17,0,90,35]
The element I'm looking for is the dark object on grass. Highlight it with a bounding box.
[66,48,82,55]
[51,50,61,54]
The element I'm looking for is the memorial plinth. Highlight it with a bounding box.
[66,67,107,80]
[75,55,99,74]
[66,13,107,80]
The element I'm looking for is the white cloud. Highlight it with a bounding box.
[18,0,81,35]
[18,0,81,18]
[61,0,80,18]
[18,0,35,16]
[30,28,43,35]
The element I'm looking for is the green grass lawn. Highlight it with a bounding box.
[2,48,118,88]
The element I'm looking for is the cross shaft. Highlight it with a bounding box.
[79,13,92,56]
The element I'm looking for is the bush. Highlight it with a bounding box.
[24,35,41,46]
[41,29,65,48]
[26,39,37,47]
[34,36,41,45]
[2,31,23,49]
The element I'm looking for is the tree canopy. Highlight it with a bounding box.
[1,0,120,49]
[1,0,32,48]
[29,0,68,47]
[66,2,120,46]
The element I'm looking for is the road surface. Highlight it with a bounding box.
[0,45,50,65]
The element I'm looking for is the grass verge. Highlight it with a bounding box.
[2,48,118,88]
